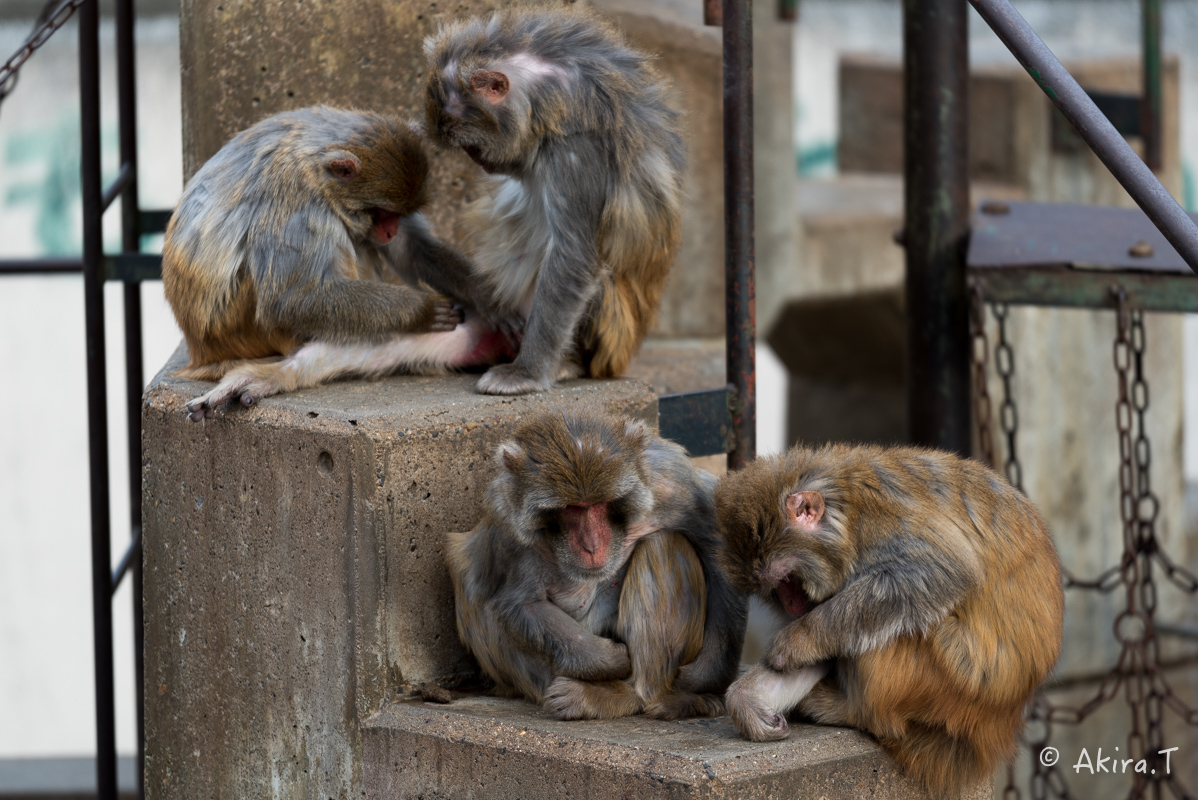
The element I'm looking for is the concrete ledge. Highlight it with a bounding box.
[143,347,656,798]
[363,695,991,799]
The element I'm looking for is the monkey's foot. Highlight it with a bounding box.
[725,670,792,742]
[726,693,790,742]
[476,362,551,395]
[544,677,642,720]
[185,373,257,421]
[643,692,724,721]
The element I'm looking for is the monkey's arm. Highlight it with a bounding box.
[765,536,977,672]
[490,577,631,682]
[253,212,459,340]
[476,138,606,395]
[388,215,523,343]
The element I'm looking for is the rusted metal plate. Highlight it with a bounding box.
[968,201,1198,274]
[658,387,732,457]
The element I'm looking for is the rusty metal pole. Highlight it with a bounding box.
[904,0,971,455]
[722,0,756,470]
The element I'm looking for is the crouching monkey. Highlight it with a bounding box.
[446,409,748,719]
[717,444,1064,796]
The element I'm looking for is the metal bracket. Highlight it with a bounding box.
[658,386,735,457]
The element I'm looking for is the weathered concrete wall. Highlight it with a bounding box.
[142,350,655,798]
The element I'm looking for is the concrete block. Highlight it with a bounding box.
[142,347,655,798]
[838,55,1182,193]
[363,695,993,800]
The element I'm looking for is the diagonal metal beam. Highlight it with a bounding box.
[967,0,1198,274]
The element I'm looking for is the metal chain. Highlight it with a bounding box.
[993,301,1024,491]
[969,282,997,468]
[1003,290,1196,800]
[0,0,85,116]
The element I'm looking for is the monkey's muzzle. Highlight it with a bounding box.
[371,209,402,244]
[776,575,814,618]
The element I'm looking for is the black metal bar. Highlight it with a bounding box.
[971,270,1198,314]
[80,1,116,798]
[111,527,142,593]
[0,258,82,274]
[967,0,1198,274]
[658,388,734,457]
[904,0,971,456]
[100,162,132,213]
[723,0,755,470]
[114,0,145,794]
[1141,0,1161,171]
[104,254,162,282]
[140,209,172,236]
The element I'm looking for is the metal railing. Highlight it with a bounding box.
[0,0,166,796]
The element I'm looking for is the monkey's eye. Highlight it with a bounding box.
[607,501,630,528]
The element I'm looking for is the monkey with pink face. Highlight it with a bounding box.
[446,410,748,720]
[163,106,514,419]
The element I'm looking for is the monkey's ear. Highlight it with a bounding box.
[786,491,825,532]
[326,152,361,181]
[497,442,525,472]
[623,420,647,445]
[470,69,510,104]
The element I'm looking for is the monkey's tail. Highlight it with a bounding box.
[885,723,1005,797]
[586,275,653,379]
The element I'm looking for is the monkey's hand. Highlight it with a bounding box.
[725,665,791,742]
[477,361,552,395]
[555,639,631,682]
[765,619,826,672]
[425,296,464,332]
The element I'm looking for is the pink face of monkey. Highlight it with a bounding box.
[494,413,654,583]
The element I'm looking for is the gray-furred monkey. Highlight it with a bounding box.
[446,410,748,719]
[424,7,685,395]
[163,106,512,420]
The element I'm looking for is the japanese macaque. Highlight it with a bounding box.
[423,7,684,395]
[163,106,512,420]
[716,445,1064,796]
[446,410,748,719]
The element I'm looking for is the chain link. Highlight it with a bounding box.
[990,288,1197,800]
[969,282,997,468]
[0,0,85,117]
[993,301,1023,491]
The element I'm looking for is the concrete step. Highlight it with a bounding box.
[363,695,990,800]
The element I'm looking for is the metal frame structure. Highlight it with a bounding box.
[0,0,167,796]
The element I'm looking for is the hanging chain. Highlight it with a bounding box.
[969,282,997,468]
[993,301,1023,491]
[999,289,1196,800]
[0,0,85,116]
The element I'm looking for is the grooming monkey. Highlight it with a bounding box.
[424,7,685,395]
[716,444,1064,796]
[163,106,512,420]
[446,410,748,719]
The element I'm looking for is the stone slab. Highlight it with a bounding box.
[142,345,656,798]
[364,695,993,800]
